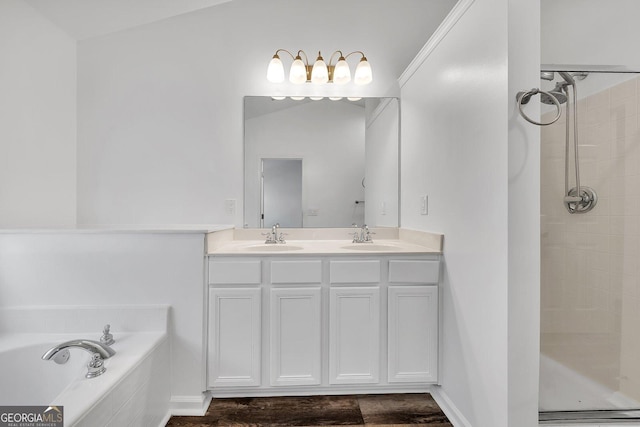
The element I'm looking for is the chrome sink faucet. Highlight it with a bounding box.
[263,223,287,244]
[42,338,116,378]
[351,224,374,243]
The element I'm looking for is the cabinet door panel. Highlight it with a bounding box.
[208,288,261,387]
[270,288,322,386]
[388,285,438,383]
[329,287,380,384]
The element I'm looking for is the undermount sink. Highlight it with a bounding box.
[341,244,403,251]
[244,244,304,252]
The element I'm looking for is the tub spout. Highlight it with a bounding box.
[42,339,115,361]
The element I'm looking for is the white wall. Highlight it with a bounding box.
[0,233,207,409]
[507,0,541,424]
[75,0,452,226]
[541,0,640,70]
[365,98,399,227]
[400,0,540,425]
[0,0,76,227]
[244,100,365,228]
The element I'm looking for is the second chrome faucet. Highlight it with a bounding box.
[351,224,374,243]
[263,223,287,244]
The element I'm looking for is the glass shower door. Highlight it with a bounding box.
[539,69,640,423]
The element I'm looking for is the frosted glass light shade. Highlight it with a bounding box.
[333,58,351,84]
[267,55,285,83]
[311,56,329,84]
[289,57,308,84]
[354,58,373,85]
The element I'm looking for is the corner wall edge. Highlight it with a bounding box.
[398,0,476,88]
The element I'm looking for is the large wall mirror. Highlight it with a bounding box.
[244,96,399,228]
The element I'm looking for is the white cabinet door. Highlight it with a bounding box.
[208,288,261,387]
[270,288,322,386]
[329,287,380,384]
[388,285,438,383]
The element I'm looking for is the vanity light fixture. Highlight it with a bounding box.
[347,97,362,101]
[290,96,305,101]
[267,49,373,85]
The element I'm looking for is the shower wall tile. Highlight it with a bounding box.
[610,215,640,236]
[586,104,611,125]
[587,88,610,110]
[611,116,637,147]
[611,77,637,101]
[610,96,637,118]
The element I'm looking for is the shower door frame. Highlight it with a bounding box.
[538,65,640,424]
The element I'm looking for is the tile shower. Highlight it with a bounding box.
[540,72,640,419]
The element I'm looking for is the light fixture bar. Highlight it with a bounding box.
[267,49,372,85]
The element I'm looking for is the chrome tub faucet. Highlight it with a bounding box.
[42,336,116,378]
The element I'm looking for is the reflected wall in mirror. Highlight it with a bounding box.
[244,96,399,228]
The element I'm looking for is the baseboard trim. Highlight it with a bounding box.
[430,387,472,427]
[170,394,212,416]
[210,384,433,398]
[158,412,172,427]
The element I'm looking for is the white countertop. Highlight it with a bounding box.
[208,238,441,255]
[207,227,443,255]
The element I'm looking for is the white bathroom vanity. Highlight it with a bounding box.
[205,228,442,397]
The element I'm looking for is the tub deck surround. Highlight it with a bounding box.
[0,306,171,426]
[0,332,168,426]
[206,227,443,255]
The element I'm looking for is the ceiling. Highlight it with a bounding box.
[25,0,234,40]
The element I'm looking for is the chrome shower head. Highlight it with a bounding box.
[541,82,568,105]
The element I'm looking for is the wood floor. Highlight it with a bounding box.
[166,393,453,426]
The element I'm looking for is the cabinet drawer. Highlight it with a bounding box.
[388,260,439,284]
[271,260,322,284]
[330,260,380,284]
[209,259,261,284]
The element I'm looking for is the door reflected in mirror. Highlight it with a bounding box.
[261,158,302,228]
[244,96,399,228]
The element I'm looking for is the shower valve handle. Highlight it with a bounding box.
[563,195,583,203]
